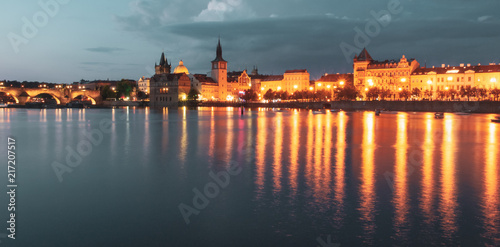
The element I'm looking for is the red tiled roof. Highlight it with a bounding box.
[285,69,307,74]
[316,73,354,83]
[193,74,216,83]
[412,64,500,75]
[262,75,284,81]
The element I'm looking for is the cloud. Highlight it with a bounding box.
[193,0,255,22]
[85,47,126,53]
[114,0,500,79]
[478,15,492,22]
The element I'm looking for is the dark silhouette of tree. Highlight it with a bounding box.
[398,89,411,101]
[491,88,500,101]
[263,89,276,100]
[411,88,421,99]
[242,89,258,101]
[100,85,116,100]
[335,86,359,101]
[187,88,200,101]
[366,87,380,101]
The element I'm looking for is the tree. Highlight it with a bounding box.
[477,88,488,100]
[436,90,446,100]
[423,89,433,100]
[398,89,411,101]
[187,88,200,101]
[459,86,475,101]
[315,89,329,101]
[137,91,148,100]
[335,86,359,101]
[100,85,116,100]
[411,88,421,99]
[242,89,258,101]
[491,88,500,101]
[366,87,380,101]
[116,80,134,99]
[380,88,392,101]
[263,89,276,100]
[448,89,458,100]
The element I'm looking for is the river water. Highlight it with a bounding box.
[0,107,498,246]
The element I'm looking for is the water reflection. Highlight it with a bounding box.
[255,111,267,200]
[393,113,409,241]
[420,115,435,226]
[179,107,187,164]
[358,112,376,244]
[289,113,299,199]
[439,115,458,242]
[333,112,346,228]
[482,122,499,245]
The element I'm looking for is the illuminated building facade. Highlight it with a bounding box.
[352,48,500,98]
[138,76,150,93]
[260,70,310,93]
[315,73,354,90]
[150,52,192,107]
[411,64,500,94]
[353,48,420,93]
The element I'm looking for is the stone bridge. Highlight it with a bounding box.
[0,87,102,105]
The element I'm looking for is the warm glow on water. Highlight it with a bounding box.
[359,111,376,244]
[483,123,499,246]
[440,115,458,243]
[420,115,435,228]
[393,113,409,243]
[0,108,498,246]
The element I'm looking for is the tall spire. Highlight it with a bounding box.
[160,52,166,66]
[212,38,226,62]
[357,48,373,61]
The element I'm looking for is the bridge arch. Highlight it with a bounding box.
[31,93,61,105]
[0,92,19,104]
[72,94,97,105]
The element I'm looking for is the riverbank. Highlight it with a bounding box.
[201,101,500,113]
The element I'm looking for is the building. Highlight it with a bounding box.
[211,39,229,101]
[350,48,500,99]
[315,73,354,89]
[149,52,192,107]
[411,63,500,97]
[353,48,420,94]
[260,70,310,93]
[138,76,150,94]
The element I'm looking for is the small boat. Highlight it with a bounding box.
[330,109,340,112]
[435,112,444,119]
[492,116,500,123]
[0,103,8,108]
[312,110,325,114]
[375,109,381,116]
[272,108,285,112]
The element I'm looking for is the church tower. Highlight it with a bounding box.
[155,52,171,75]
[353,48,372,90]
[211,38,228,100]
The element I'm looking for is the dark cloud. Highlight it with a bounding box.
[85,47,126,53]
[114,0,500,79]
